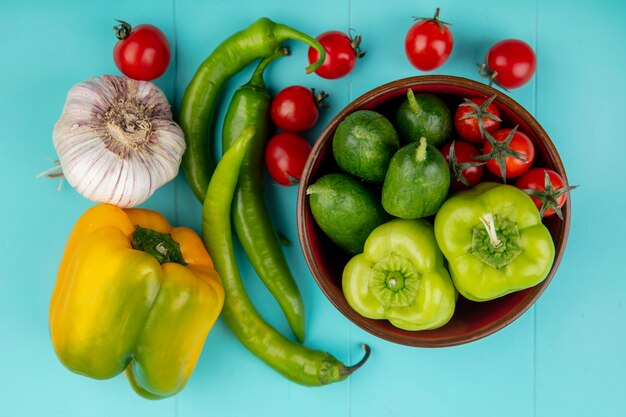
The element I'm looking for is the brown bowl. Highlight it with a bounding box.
[296,75,571,347]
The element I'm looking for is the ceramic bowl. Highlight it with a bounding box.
[296,75,571,347]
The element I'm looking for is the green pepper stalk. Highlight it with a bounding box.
[202,127,370,386]
[180,17,326,201]
[479,213,503,248]
[221,49,306,343]
[131,226,186,266]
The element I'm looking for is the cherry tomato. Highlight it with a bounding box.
[481,127,535,181]
[479,39,536,89]
[454,95,501,144]
[515,168,577,219]
[265,132,312,186]
[270,86,327,132]
[440,141,485,191]
[113,20,170,81]
[404,8,453,71]
[307,30,364,79]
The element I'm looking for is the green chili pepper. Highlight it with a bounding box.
[202,127,370,386]
[221,49,306,342]
[181,17,326,201]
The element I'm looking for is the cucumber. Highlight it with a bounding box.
[307,173,388,254]
[382,137,450,219]
[332,110,400,183]
[395,90,451,147]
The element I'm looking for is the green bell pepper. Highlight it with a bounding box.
[434,182,555,301]
[342,219,457,331]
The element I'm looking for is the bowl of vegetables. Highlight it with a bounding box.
[296,75,573,347]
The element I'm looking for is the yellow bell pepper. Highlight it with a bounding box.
[49,204,224,399]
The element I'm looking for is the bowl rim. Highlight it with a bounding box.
[296,75,571,347]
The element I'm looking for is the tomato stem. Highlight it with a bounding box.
[474,126,527,183]
[412,7,452,31]
[459,95,500,118]
[521,171,578,219]
[478,63,513,91]
[478,63,497,84]
[434,7,441,20]
[348,28,366,58]
[447,141,485,186]
[113,20,132,40]
[311,88,330,109]
[458,95,502,139]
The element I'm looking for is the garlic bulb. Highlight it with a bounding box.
[52,75,185,208]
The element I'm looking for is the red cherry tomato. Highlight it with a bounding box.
[265,132,312,186]
[404,8,453,71]
[479,39,536,89]
[515,168,576,218]
[454,95,501,144]
[113,20,170,81]
[270,86,326,132]
[482,127,535,180]
[307,30,364,79]
[440,141,485,191]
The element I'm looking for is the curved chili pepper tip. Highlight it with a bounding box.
[342,344,371,377]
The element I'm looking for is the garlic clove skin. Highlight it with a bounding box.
[52,75,186,208]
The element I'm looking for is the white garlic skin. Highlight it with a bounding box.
[53,75,186,208]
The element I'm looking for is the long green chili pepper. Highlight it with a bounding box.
[202,128,370,386]
[221,49,306,342]
[181,17,326,201]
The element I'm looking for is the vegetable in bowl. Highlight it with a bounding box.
[434,183,555,301]
[343,218,457,331]
[297,75,574,347]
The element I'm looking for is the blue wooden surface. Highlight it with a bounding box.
[1,0,624,415]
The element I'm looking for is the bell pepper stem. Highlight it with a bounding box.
[131,226,187,265]
[479,213,503,249]
[386,271,404,289]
